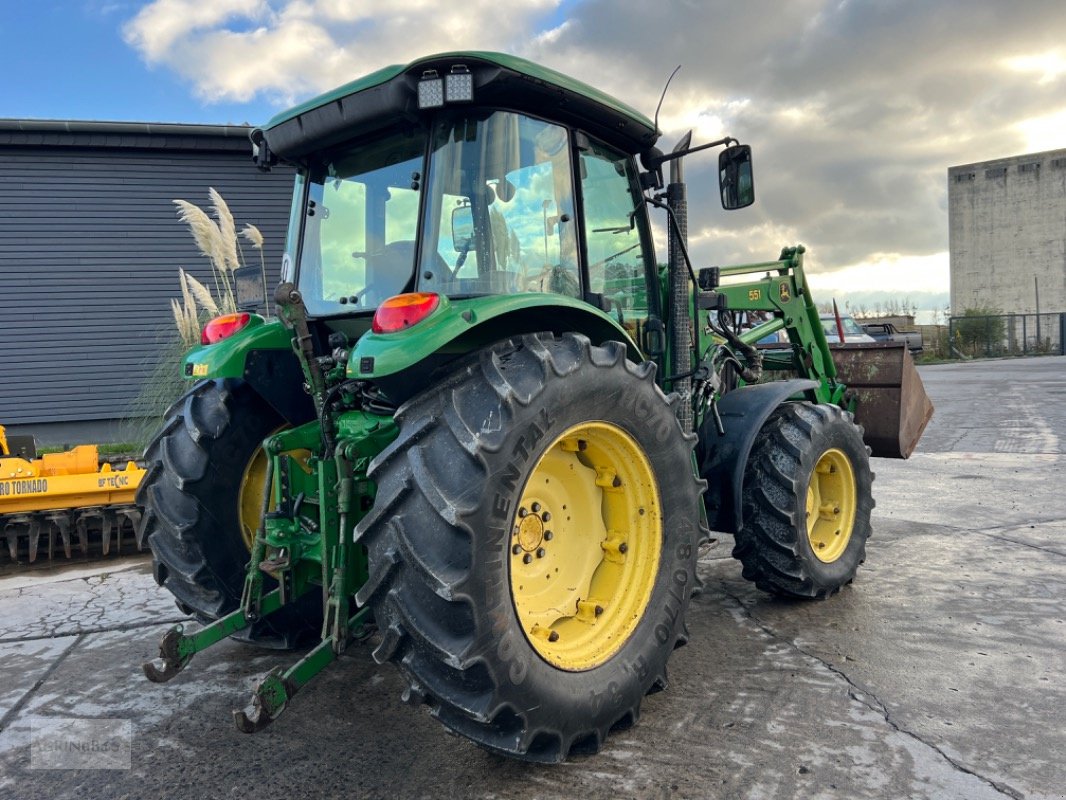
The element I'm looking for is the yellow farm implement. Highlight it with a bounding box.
[0,425,146,567]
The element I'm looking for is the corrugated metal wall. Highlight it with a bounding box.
[0,129,294,428]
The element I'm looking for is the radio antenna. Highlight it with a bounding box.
[653,65,682,134]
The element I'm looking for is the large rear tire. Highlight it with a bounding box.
[136,379,320,648]
[354,333,705,762]
[733,402,874,599]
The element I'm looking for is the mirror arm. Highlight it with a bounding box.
[643,136,738,172]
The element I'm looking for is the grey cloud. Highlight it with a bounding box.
[120,0,1066,294]
[531,0,1066,279]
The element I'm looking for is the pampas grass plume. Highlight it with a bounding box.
[174,199,226,272]
[241,224,264,249]
[209,187,240,271]
[180,268,219,315]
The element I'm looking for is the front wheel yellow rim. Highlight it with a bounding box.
[805,448,857,563]
[509,422,662,671]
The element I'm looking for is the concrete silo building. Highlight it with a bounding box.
[948,147,1066,316]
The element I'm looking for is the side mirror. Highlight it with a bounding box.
[451,205,474,252]
[719,144,754,210]
[234,264,269,313]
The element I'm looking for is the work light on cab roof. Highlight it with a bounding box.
[417,64,474,109]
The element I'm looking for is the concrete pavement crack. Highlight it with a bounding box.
[719,585,1025,800]
[880,516,1066,557]
[972,529,1065,557]
[984,514,1066,529]
[0,634,84,735]
[0,617,189,644]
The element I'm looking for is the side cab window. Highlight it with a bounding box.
[579,139,655,341]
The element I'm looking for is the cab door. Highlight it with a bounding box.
[577,137,660,355]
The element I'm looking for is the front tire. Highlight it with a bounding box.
[733,402,874,599]
[354,333,705,762]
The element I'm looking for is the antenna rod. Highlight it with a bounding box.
[653,65,681,134]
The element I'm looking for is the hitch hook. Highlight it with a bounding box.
[233,667,291,733]
[142,625,192,683]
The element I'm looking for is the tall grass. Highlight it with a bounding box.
[170,190,267,346]
[124,191,270,450]
[125,333,194,451]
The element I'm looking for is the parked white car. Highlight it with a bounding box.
[819,314,877,343]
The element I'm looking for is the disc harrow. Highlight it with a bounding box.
[0,429,146,571]
[0,505,144,568]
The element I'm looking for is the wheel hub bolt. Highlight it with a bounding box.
[523,553,533,564]
[544,530,553,541]
[548,631,560,642]
[518,507,528,518]
[542,511,551,522]
[536,548,546,558]
[531,502,541,513]
[512,544,522,555]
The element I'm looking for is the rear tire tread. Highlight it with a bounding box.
[355,333,705,762]
[136,378,318,648]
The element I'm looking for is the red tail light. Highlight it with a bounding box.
[201,312,251,345]
[372,293,440,334]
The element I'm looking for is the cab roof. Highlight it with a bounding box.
[259,51,660,162]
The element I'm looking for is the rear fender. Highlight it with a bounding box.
[348,294,642,404]
[698,379,820,534]
[180,317,313,425]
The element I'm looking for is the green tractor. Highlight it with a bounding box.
[139,52,932,762]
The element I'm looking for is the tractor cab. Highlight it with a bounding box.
[255,53,670,350]
[293,109,653,326]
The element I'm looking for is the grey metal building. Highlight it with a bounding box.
[948,147,1066,315]
[0,120,294,444]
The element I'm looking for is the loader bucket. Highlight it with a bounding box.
[830,342,934,459]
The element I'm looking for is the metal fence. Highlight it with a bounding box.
[948,312,1066,358]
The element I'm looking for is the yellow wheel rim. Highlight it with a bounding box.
[237,440,273,551]
[509,422,662,671]
[236,427,310,551]
[805,448,857,563]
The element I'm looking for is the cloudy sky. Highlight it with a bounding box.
[5,0,1066,317]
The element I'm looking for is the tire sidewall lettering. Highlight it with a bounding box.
[368,336,705,748]
[496,631,529,686]
[477,351,699,720]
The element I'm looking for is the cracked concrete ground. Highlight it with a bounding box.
[0,355,1063,799]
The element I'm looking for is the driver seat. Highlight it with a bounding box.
[365,240,417,302]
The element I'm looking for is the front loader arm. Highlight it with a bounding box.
[695,244,932,463]
[701,245,843,405]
